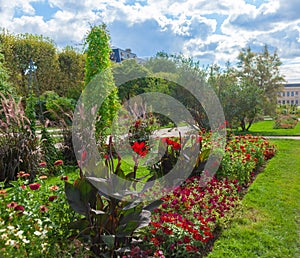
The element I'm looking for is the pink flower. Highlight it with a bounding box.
[38,161,47,167]
[29,183,40,190]
[54,160,63,166]
[7,202,18,208]
[39,205,48,213]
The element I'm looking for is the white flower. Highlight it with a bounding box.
[22,238,30,244]
[5,239,16,246]
[7,226,14,230]
[15,230,24,237]
[1,233,8,240]
[34,231,42,236]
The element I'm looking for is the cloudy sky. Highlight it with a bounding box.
[0,0,300,82]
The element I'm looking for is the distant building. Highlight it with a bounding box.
[277,83,300,106]
[110,48,137,63]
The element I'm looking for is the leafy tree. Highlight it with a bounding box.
[57,46,85,100]
[0,31,59,97]
[112,58,151,101]
[0,45,13,96]
[208,45,285,131]
[84,24,120,139]
[237,45,285,117]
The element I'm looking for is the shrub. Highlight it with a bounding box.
[0,94,39,182]
[273,114,298,129]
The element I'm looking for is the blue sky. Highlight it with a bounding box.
[0,0,300,82]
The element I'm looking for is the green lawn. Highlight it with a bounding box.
[231,120,300,136]
[207,139,300,257]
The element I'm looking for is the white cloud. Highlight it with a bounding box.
[0,0,300,81]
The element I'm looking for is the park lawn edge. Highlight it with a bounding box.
[206,139,300,258]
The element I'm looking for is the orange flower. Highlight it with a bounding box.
[0,189,7,195]
[39,175,48,180]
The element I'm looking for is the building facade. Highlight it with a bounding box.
[110,48,137,63]
[277,83,300,106]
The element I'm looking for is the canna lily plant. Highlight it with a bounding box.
[64,136,162,258]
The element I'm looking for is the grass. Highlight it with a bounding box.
[207,139,300,257]
[231,120,300,136]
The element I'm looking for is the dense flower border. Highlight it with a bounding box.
[0,135,276,257]
[127,135,276,257]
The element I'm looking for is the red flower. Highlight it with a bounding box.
[29,183,40,190]
[38,161,47,167]
[245,153,251,161]
[7,202,18,208]
[183,236,191,244]
[134,119,141,128]
[14,205,25,213]
[131,141,148,157]
[60,175,68,181]
[48,195,58,201]
[54,160,63,166]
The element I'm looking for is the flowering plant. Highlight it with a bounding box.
[0,171,87,257]
[139,176,240,256]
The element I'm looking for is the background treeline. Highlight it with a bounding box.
[0,30,85,100]
[0,28,286,131]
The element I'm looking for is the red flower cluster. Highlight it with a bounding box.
[145,176,240,255]
[131,141,149,157]
[162,137,181,150]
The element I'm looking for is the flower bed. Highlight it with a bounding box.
[0,134,276,257]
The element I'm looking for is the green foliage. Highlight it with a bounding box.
[0,30,85,99]
[38,91,75,124]
[84,24,120,141]
[65,139,162,257]
[0,46,13,97]
[113,59,151,101]
[25,94,37,134]
[57,46,85,100]
[0,31,59,96]
[209,45,285,131]
[39,127,60,175]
